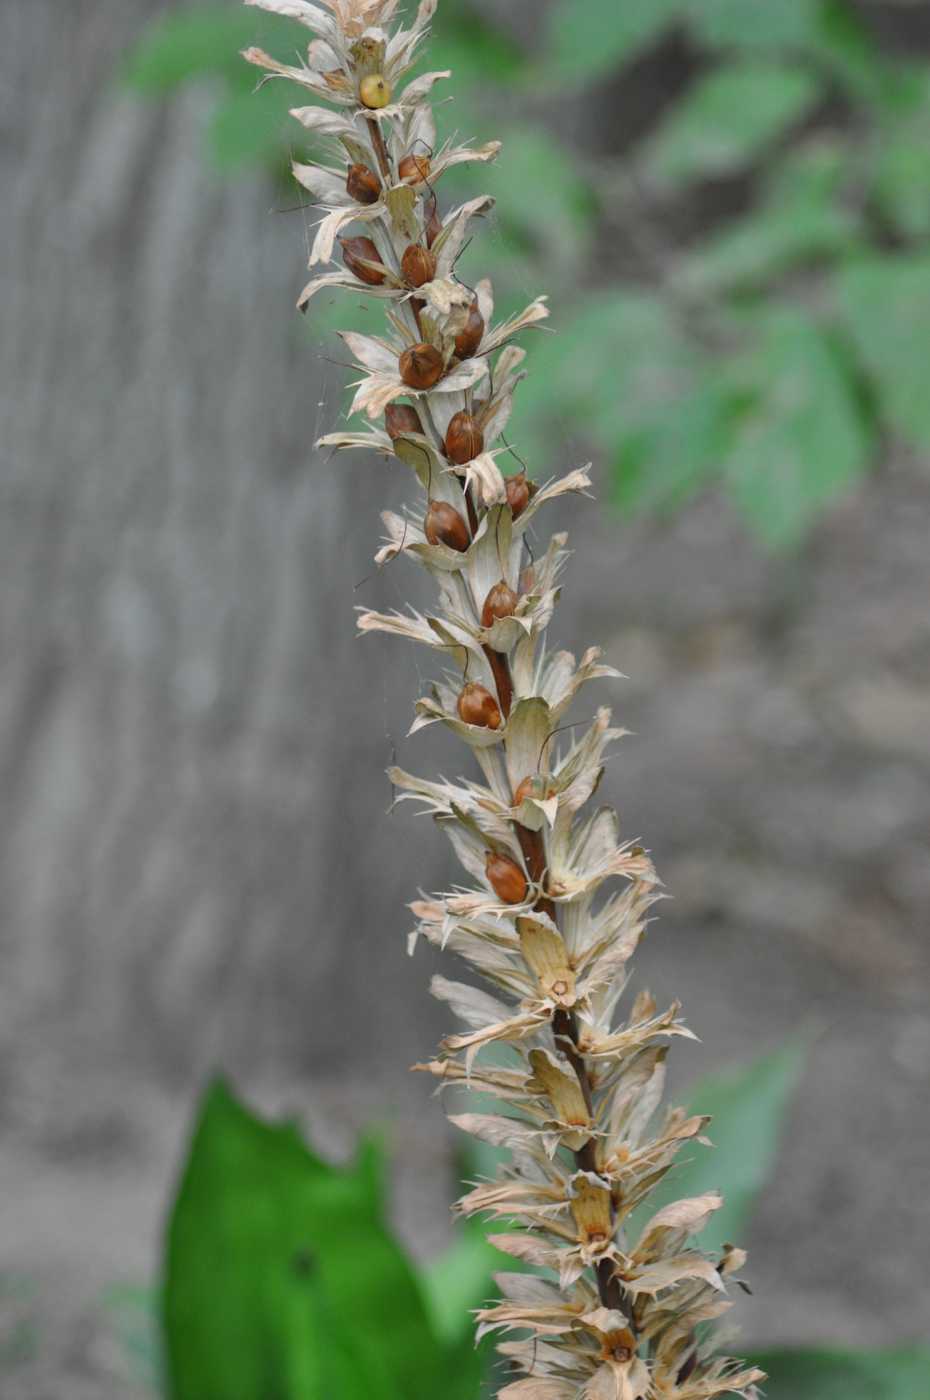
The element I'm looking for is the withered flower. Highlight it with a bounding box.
[245,2,766,1396]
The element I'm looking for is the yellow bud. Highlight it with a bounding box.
[359,73,391,109]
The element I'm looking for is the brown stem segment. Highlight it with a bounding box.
[517,815,634,1325]
[483,650,633,1323]
[483,646,513,720]
[367,116,393,181]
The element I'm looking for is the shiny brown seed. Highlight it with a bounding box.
[444,411,484,465]
[457,682,502,730]
[384,403,424,441]
[454,301,485,359]
[506,471,531,521]
[346,163,381,205]
[513,775,538,807]
[485,851,528,904]
[480,580,518,629]
[340,236,386,286]
[399,343,444,390]
[401,243,437,289]
[424,499,470,553]
[399,153,431,186]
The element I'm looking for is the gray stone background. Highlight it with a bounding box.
[1,0,928,1395]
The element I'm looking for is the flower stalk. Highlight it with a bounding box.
[244,3,766,1395]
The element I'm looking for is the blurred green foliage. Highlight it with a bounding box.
[123,0,930,549]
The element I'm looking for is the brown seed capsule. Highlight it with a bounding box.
[425,198,443,249]
[513,775,538,807]
[384,403,424,441]
[359,73,391,109]
[399,342,444,390]
[398,153,431,186]
[346,163,381,205]
[424,499,470,553]
[340,236,386,286]
[454,301,485,359]
[457,682,502,731]
[506,471,531,521]
[485,851,528,905]
[481,580,518,629]
[445,411,484,465]
[401,243,437,289]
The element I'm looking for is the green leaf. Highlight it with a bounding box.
[722,308,871,548]
[548,0,680,84]
[121,5,305,91]
[838,254,930,452]
[163,1079,445,1400]
[682,139,859,293]
[484,125,595,266]
[423,1221,502,1347]
[685,0,820,50]
[209,84,302,172]
[510,290,702,464]
[428,4,524,89]
[873,73,930,240]
[647,63,820,184]
[612,380,734,517]
[640,1041,805,1255]
[806,0,898,109]
[755,1345,930,1399]
[422,1222,504,1400]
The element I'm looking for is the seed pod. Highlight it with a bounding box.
[425,198,442,249]
[506,471,531,521]
[384,403,424,441]
[399,153,431,186]
[400,342,444,390]
[513,775,539,808]
[454,301,485,359]
[425,499,470,553]
[457,682,502,731]
[359,73,391,109]
[445,411,484,465]
[346,163,381,205]
[401,243,437,289]
[485,851,528,905]
[481,580,518,629]
[340,236,386,286]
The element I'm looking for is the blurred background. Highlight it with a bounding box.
[2,0,929,1394]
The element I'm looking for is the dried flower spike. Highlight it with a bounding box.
[247,2,766,1395]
